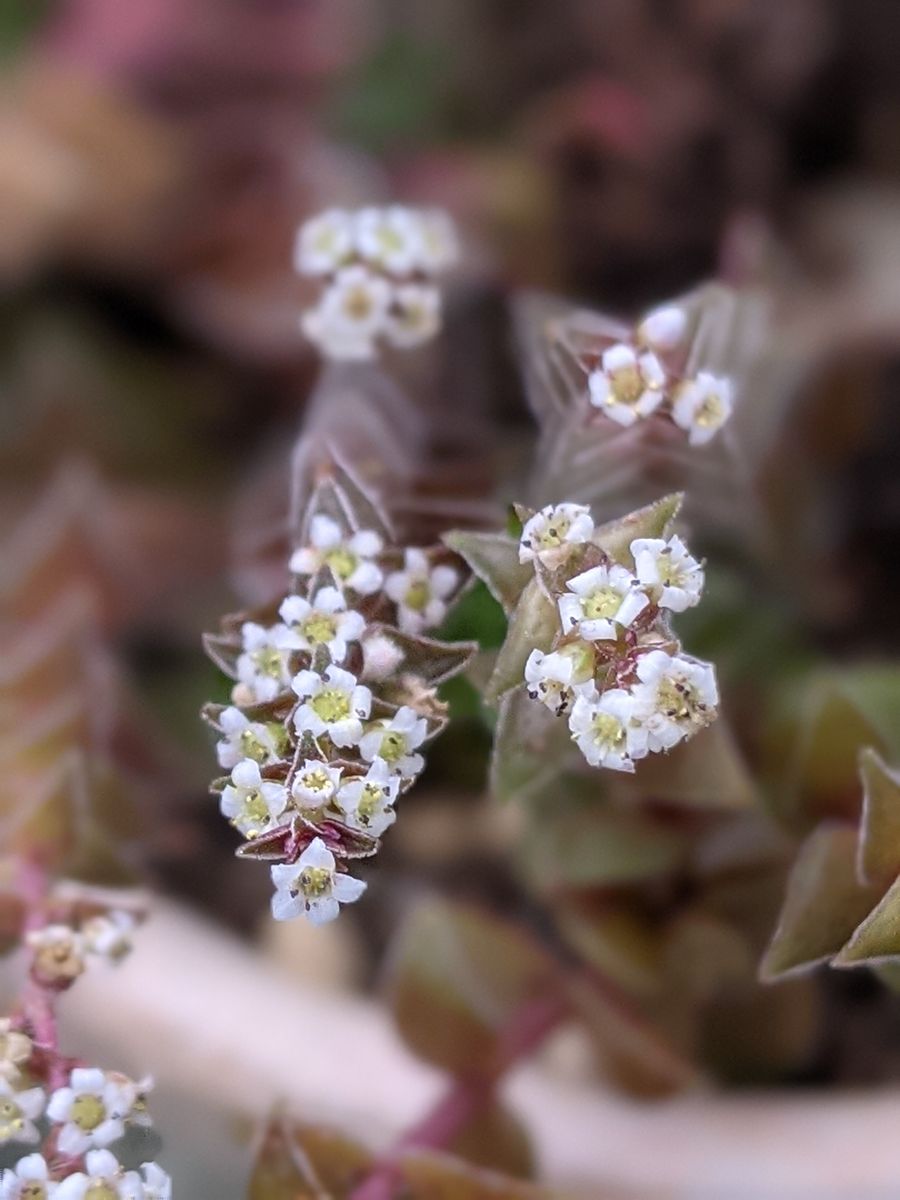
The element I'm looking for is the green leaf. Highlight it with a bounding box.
[438,581,508,650]
[857,748,900,888]
[613,720,756,811]
[759,824,883,980]
[592,494,682,570]
[833,875,900,967]
[485,580,557,703]
[443,532,532,617]
[489,686,572,804]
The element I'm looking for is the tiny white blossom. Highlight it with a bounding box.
[355,205,422,274]
[81,911,136,964]
[0,1154,57,1199]
[291,759,342,810]
[524,644,595,715]
[518,503,594,566]
[416,209,459,273]
[292,665,372,748]
[384,283,441,348]
[270,838,366,924]
[290,514,384,596]
[631,535,704,612]
[236,623,293,703]
[360,632,405,681]
[672,371,733,445]
[558,563,649,642]
[47,1068,139,1157]
[294,208,355,276]
[335,758,400,837]
[54,1150,141,1200]
[384,549,457,634]
[568,687,649,772]
[637,305,686,352]
[0,1022,32,1082]
[25,925,85,984]
[301,264,392,360]
[631,650,718,751]
[276,587,365,664]
[215,706,282,770]
[359,706,427,778]
[220,759,288,838]
[0,1079,45,1146]
[588,343,666,426]
[138,1163,172,1200]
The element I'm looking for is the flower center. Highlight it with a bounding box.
[303,613,338,645]
[696,393,723,427]
[0,1098,23,1135]
[343,287,374,321]
[239,728,269,762]
[240,790,270,830]
[657,678,700,722]
[252,647,283,678]
[311,688,351,724]
[378,730,406,763]
[592,712,625,747]
[72,1093,106,1131]
[404,581,430,612]
[21,1185,47,1200]
[536,517,571,550]
[325,547,357,580]
[357,783,385,822]
[85,1185,118,1200]
[582,587,622,620]
[299,866,332,898]
[610,365,644,406]
[300,768,332,796]
[377,227,404,256]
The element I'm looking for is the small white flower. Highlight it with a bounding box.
[138,1163,172,1200]
[384,549,458,634]
[524,644,595,715]
[672,371,733,445]
[301,264,392,360]
[25,925,85,984]
[0,1154,57,1199]
[294,208,355,276]
[384,283,441,348]
[276,587,365,664]
[47,1068,137,1157]
[360,632,405,681]
[291,759,342,810]
[220,759,288,838]
[416,209,459,273]
[292,666,372,748]
[631,650,718,751]
[81,911,135,964]
[588,343,666,426]
[637,305,686,352]
[359,706,427,778]
[568,687,649,772]
[518,503,594,566]
[290,514,384,596]
[215,706,282,770]
[0,1022,32,1082]
[355,206,422,275]
[54,1150,141,1200]
[235,623,293,703]
[270,838,366,924]
[0,1079,45,1146]
[631,535,704,612]
[558,563,649,642]
[335,758,400,837]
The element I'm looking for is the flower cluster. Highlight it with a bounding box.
[295,206,458,360]
[204,470,473,924]
[519,502,718,773]
[586,304,733,444]
[25,910,138,990]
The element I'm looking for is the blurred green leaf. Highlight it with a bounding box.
[833,875,900,967]
[438,581,508,651]
[614,720,756,811]
[857,747,900,888]
[443,532,531,617]
[593,493,682,570]
[485,580,556,703]
[490,686,572,804]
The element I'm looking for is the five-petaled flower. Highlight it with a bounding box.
[26,925,85,987]
[215,706,283,770]
[518,503,594,566]
[355,205,423,275]
[53,1150,141,1200]
[0,1079,45,1145]
[631,535,704,612]
[276,587,365,663]
[291,759,342,810]
[294,208,355,276]
[235,623,292,703]
[270,839,366,924]
[524,645,595,716]
[47,1069,136,1156]
[0,1153,57,1199]
[359,707,428,779]
[301,264,393,361]
[384,284,441,348]
[631,650,718,751]
[335,759,400,837]
[220,759,288,839]
[81,912,136,965]
[568,687,649,772]
[673,371,734,445]
[384,549,458,635]
[290,514,384,596]
[558,563,649,642]
[588,343,666,427]
[292,666,373,748]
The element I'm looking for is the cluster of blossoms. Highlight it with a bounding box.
[519,502,718,773]
[585,304,733,444]
[295,206,458,360]
[25,910,136,989]
[204,473,471,924]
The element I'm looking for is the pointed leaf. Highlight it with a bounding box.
[247,1115,373,1200]
[592,494,682,571]
[367,625,478,687]
[857,747,900,888]
[834,875,900,967]
[489,686,573,805]
[485,581,557,703]
[443,531,531,616]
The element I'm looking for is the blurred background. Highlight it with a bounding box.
[2,1,900,1197]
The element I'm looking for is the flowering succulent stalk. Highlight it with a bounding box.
[203,461,475,924]
[295,206,458,361]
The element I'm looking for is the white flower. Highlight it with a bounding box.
[588,343,666,426]
[290,514,384,596]
[568,687,649,772]
[292,666,372,748]
[0,1022,32,1082]
[138,1163,171,1200]
[359,707,427,778]
[54,1150,141,1200]
[360,632,404,681]
[47,1068,139,1157]
[270,838,366,924]
[220,759,288,839]
[235,623,293,703]
[637,305,686,352]
[294,208,355,276]
[416,209,458,273]
[631,650,718,751]
[215,706,282,770]
[335,759,400,837]
[384,549,458,634]
[276,587,365,664]
[524,644,595,716]
[355,206,422,274]
[0,1154,57,1199]
[518,503,594,566]
[81,911,135,964]
[558,563,649,642]
[672,371,733,445]
[384,283,441,348]
[291,759,342,809]
[631,535,704,612]
[301,265,392,360]
[25,925,85,985]
[0,1079,45,1145]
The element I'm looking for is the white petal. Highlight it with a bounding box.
[332,874,367,903]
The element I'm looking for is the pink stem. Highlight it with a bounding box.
[15,857,69,1090]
